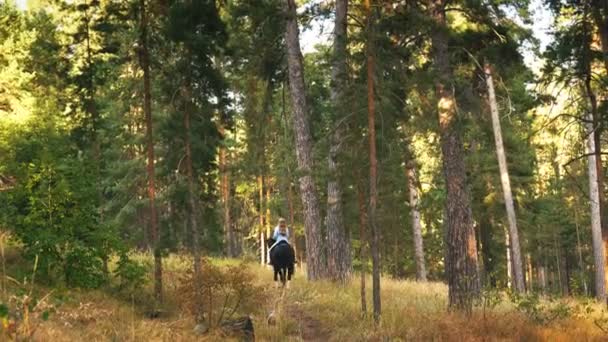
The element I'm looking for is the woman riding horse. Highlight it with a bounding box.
[267,218,295,288]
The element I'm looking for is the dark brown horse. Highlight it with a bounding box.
[266,238,295,286]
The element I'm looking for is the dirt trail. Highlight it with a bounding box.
[286,302,329,341]
[271,286,329,341]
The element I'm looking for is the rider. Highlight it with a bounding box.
[272,218,290,246]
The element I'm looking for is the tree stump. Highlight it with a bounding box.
[220,316,255,341]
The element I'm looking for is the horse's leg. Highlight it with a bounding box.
[286,263,294,288]
[280,268,286,286]
[288,263,294,281]
[273,266,280,288]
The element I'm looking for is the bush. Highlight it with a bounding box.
[113,253,148,293]
[64,245,106,288]
[0,143,119,288]
[510,293,572,324]
[177,259,267,328]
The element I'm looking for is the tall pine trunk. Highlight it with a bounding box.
[585,76,607,302]
[184,86,204,323]
[574,211,589,295]
[287,180,301,267]
[139,0,162,303]
[219,126,233,257]
[583,7,607,302]
[284,0,325,280]
[365,0,381,322]
[505,226,513,289]
[326,0,351,283]
[259,176,266,265]
[484,63,524,293]
[428,0,479,312]
[406,159,427,281]
[357,179,368,315]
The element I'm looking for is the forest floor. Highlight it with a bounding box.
[3,248,608,341]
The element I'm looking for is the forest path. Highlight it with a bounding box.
[270,281,330,341]
[285,299,329,341]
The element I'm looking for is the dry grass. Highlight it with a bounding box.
[2,252,608,341]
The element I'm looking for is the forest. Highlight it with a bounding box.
[2,0,608,340]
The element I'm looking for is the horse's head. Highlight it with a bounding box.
[266,238,276,249]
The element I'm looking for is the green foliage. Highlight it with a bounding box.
[113,253,148,292]
[510,293,573,324]
[1,129,117,287]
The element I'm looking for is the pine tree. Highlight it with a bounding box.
[326,0,352,283]
[427,0,479,312]
[283,0,326,280]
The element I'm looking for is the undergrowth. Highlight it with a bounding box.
[1,247,608,341]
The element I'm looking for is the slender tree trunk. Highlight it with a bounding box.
[479,216,496,287]
[266,185,272,263]
[586,38,608,296]
[484,63,525,293]
[364,0,381,322]
[326,0,352,284]
[139,0,162,303]
[406,160,427,281]
[219,126,233,257]
[538,263,547,294]
[584,92,607,302]
[574,210,589,296]
[561,253,570,296]
[284,0,325,280]
[582,12,608,300]
[287,181,300,267]
[526,254,533,292]
[505,226,512,289]
[428,0,479,312]
[259,176,266,265]
[554,232,563,295]
[184,86,204,323]
[357,179,368,315]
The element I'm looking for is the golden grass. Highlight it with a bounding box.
[3,253,608,341]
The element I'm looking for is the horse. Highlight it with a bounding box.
[266,237,295,287]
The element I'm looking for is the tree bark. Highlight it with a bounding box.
[357,179,368,315]
[538,263,547,294]
[584,89,607,302]
[287,180,301,267]
[284,0,325,280]
[184,85,204,323]
[428,0,479,313]
[479,216,496,287]
[505,225,513,289]
[364,0,381,322]
[574,210,589,295]
[219,126,234,257]
[266,185,272,262]
[582,9,607,301]
[406,160,427,281]
[258,175,266,265]
[484,63,525,293]
[139,0,162,303]
[526,254,533,292]
[326,0,352,284]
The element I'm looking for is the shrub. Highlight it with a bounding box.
[510,293,572,324]
[113,253,148,293]
[1,147,119,288]
[176,259,267,328]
